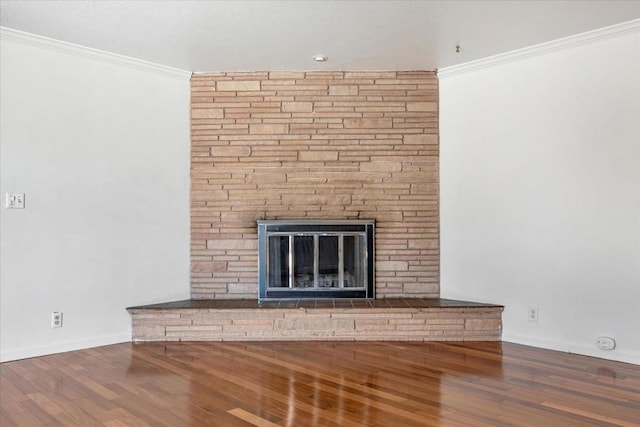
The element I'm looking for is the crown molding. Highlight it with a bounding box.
[438,19,640,79]
[0,26,192,80]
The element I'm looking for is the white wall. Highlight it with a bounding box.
[0,33,191,361]
[440,29,640,364]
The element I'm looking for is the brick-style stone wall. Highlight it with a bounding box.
[130,307,502,342]
[191,71,439,299]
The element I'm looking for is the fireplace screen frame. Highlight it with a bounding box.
[258,220,375,300]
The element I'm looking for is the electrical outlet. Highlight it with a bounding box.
[51,312,63,328]
[596,336,615,350]
[5,192,25,209]
[527,306,539,322]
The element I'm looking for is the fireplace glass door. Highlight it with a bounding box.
[258,221,374,299]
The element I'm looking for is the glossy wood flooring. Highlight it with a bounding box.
[1,342,638,426]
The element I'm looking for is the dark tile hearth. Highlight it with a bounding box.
[128,297,502,310]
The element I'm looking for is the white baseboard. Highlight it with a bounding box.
[0,333,131,362]
[503,333,640,365]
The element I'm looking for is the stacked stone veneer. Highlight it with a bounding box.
[191,71,439,299]
[130,307,502,342]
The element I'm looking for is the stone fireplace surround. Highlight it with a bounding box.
[128,71,503,342]
[190,71,440,300]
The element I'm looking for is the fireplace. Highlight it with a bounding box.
[257,220,375,300]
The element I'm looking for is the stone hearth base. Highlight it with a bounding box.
[128,299,503,342]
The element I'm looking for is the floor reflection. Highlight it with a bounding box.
[4,341,636,426]
[125,341,497,426]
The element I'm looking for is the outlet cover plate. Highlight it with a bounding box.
[51,312,63,328]
[596,336,615,350]
[5,193,25,209]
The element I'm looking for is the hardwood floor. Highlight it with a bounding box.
[1,342,638,426]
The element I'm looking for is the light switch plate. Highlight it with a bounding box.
[5,193,25,209]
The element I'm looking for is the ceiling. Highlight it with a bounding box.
[1,1,638,72]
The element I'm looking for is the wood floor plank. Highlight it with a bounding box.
[1,341,638,426]
[541,401,639,427]
[227,408,282,427]
[71,397,119,424]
